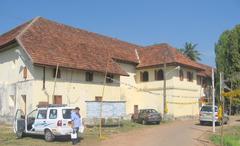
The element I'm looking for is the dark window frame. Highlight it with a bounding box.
[85,71,94,82]
[155,69,164,81]
[53,68,61,78]
[179,69,184,81]
[140,71,149,82]
[197,75,202,85]
[106,74,114,83]
[187,71,193,82]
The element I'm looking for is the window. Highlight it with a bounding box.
[95,96,103,101]
[62,109,73,119]
[37,110,47,119]
[23,67,27,79]
[28,110,37,119]
[187,71,193,82]
[140,71,149,82]
[179,69,184,81]
[155,69,164,80]
[85,71,93,81]
[106,74,114,83]
[197,75,202,85]
[53,68,61,78]
[49,109,57,119]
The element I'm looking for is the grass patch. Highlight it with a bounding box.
[209,126,240,146]
[0,120,151,146]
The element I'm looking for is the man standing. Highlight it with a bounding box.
[71,107,81,145]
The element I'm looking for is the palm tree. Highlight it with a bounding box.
[178,42,201,61]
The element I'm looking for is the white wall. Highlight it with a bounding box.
[0,44,34,117]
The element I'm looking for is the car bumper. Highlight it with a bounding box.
[199,117,219,122]
[52,127,72,136]
[146,118,160,122]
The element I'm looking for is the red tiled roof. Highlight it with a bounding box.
[196,63,214,77]
[0,17,142,76]
[0,17,208,75]
[0,21,31,47]
[137,43,203,70]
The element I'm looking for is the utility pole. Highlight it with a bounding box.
[163,62,167,120]
[220,72,224,146]
[52,63,59,104]
[212,68,215,133]
[229,80,232,115]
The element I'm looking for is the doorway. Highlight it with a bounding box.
[21,95,26,114]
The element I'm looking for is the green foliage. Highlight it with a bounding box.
[210,126,240,146]
[215,25,240,89]
[178,42,201,61]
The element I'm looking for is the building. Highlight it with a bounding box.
[0,17,212,122]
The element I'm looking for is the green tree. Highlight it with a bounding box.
[215,24,240,89]
[178,42,201,61]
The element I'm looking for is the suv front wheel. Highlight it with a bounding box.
[44,129,55,142]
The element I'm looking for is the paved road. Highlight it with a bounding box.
[98,120,214,146]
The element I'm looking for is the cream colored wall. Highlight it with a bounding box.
[0,44,204,118]
[32,66,121,117]
[118,63,164,115]
[0,44,121,118]
[0,44,34,116]
[134,66,202,117]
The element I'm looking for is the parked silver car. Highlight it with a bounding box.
[199,105,229,125]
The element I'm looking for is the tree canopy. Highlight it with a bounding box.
[178,42,201,61]
[215,24,240,89]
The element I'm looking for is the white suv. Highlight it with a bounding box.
[14,104,74,141]
[199,105,229,125]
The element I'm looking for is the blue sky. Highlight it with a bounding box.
[1,0,239,67]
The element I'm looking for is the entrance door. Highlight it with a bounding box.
[53,95,62,104]
[21,95,26,114]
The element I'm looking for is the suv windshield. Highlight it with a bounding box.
[201,106,218,112]
[62,109,73,119]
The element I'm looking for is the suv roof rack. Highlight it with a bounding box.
[37,104,68,108]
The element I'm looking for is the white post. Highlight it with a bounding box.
[212,68,215,133]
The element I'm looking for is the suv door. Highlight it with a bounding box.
[13,109,25,138]
[34,109,48,134]
[27,109,37,131]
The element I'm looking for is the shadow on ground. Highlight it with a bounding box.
[23,134,84,142]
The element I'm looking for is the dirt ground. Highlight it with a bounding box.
[98,116,240,146]
[1,116,239,146]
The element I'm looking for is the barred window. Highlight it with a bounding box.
[86,71,93,81]
[140,71,149,82]
[155,69,164,80]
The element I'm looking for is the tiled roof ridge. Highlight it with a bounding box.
[16,16,40,39]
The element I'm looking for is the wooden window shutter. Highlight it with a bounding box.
[179,69,184,81]
[140,72,143,82]
[53,68,61,78]
[154,70,157,80]
[23,67,27,79]
[95,96,103,102]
